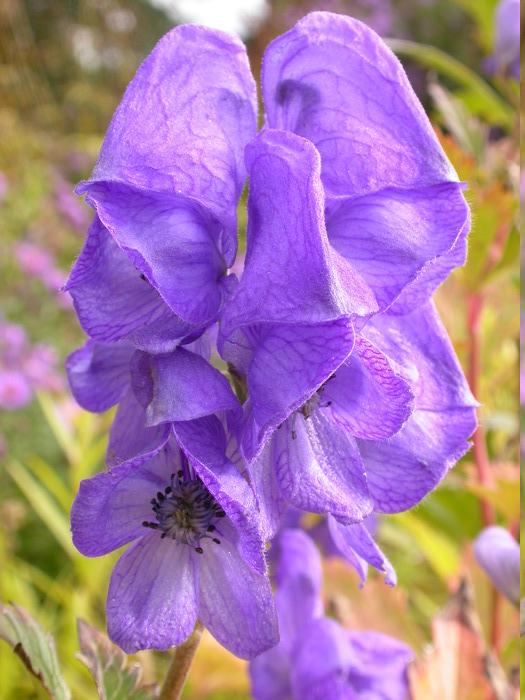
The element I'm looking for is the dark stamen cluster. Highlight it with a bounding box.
[142,470,225,553]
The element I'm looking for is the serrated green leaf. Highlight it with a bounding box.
[76,619,157,700]
[385,38,514,128]
[0,602,71,700]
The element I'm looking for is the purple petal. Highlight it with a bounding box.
[274,412,372,523]
[359,408,476,512]
[239,320,356,463]
[387,213,470,315]
[80,24,257,243]
[173,415,266,574]
[107,534,198,653]
[346,630,412,700]
[290,617,355,700]
[250,645,291,700]
[326,183,469,313]
[107,390,170,468]
[473,526,520,605]
[85,183,235,325]
[219,129,376,342]
[327,515,397,586]
[263,12,459,198]
[323,336,414,440]
[246,434,289,540]
[65,216,193,347]
[71,444,179,556]
[364,302,477,412]
[66,340,134,412]
[130,348,240,426]
[198,538,279,659]
[275,530,324,647]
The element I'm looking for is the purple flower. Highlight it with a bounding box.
[219,127,476,535]
[250,529,412,699]
[473,526,520,606]
[72,431,278,657]
[66,24,257,353]
[487,0,520,80]
[0,370,33,410]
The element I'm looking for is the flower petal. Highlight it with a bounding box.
[107,534,198,653]
[198,538,279,659]
[274,412,372,523]
[80,24,257,242]
[71,445,179,556]
[274,529,324,647]
[327,515,396,586]
[66,217,190,346]
[290,617,354,700]
[358,408,476,512]
[107,390,170,468]
[66,339,134,412]
[473,526,520,605]
[324,336,414,440]
[219,129,376,342]
[246,432,289,540]
[249,645,291,700]
[173,415,266,574]
[85,183,235,325]
[239,319,355,462]
[130,348,240,426]
[263,12,458,198]
[326,183,469,313]
[346,630,412,700]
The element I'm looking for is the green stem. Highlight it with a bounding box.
[159,622,204,700]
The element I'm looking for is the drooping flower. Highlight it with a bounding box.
[66,24,258,353]
[262,12,471,314]
[473,526,520,606]
[219,126,476,536]
[71,432,278,657]
[250,529,412,699]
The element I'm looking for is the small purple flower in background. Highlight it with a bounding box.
[473,526,520,606]
[0,319,64,410]
[0,370,33,410]
[485,0,520,80]
[13,241,72,309]
[250,529,412,699]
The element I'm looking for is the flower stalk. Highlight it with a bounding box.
[159,621,204,700]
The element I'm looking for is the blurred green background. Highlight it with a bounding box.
[0,0,520,698]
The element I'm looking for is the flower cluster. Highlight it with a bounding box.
[67,12,476,660]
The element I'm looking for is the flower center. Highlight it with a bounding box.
[142,470,225,553]
[288,374,335,439]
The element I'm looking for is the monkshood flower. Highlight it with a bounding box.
[220,128,476,535]
[71,434,278,658]
[250,529,412,699]
[474,526,520,606]
[66,24,257,353]
[262,12,471,315]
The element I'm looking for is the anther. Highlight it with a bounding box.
[157,491,165,501]
[212,538,221,544]
[195,547,204,554]
[207,525,216,532]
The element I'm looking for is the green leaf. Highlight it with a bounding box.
[428,83,486,160]
[0,602,71,700]
[76,619,158,700]
[6,460,75,559]
[385,38,514,128]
